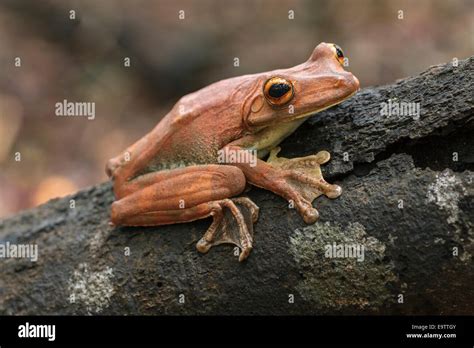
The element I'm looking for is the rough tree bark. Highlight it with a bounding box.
[0,57,473,315]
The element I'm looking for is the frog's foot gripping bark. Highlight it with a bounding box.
[267,147,341,224]
[196,197,259,262]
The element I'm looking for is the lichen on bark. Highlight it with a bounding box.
[289,222,398,310]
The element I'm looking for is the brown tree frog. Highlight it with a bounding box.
[106,42,359,261]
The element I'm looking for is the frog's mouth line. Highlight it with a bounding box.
[291,89,359,121]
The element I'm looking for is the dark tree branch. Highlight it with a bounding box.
[0,57,473,315]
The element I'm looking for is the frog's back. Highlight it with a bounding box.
[144,75,256,172]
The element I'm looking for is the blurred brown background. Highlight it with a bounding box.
[0,0,473,218]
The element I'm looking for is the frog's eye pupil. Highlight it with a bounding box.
[268,83,291,98]
[334,44,344,59]
[263,77,295,107]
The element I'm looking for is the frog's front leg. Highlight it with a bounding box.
[266,146,342,201]
[110,165,258,261]
[224,144,340,224]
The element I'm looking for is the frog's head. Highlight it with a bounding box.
[245,42,359,128]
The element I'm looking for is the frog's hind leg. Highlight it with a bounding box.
[110,165,259,261]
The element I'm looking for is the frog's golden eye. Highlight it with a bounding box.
[332,44,345,65]
[263,77,294,107]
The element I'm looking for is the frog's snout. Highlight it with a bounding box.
[335,72,360,93]
[105,160,114,178]
[106,158,120,178]
[352,75,360,91]
[342,72,360,92]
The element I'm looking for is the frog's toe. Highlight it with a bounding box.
[314,150,331,164]
[302,206,319,224]
[325,184,342,199]
[238,245,253,262]
[196,238,212,253]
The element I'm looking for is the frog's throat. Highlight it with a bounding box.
[291,89,358,121]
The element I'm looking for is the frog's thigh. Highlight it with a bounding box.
[111,165,246,226]
[115,164,243,198]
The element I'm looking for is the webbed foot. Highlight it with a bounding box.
[196,197,259,262]
[266,147,341,223]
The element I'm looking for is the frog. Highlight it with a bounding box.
[106,42,359,262]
